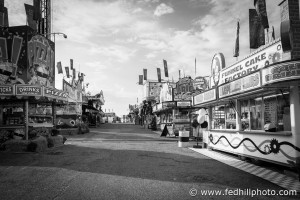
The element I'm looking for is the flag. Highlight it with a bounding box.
[24,4,36,31]
[179,70,181,79]
[194,58,196,76]
[81,73,85,82]
[233,21,240,57]
[272,26,275,40]
[65,67,70,78]
[70,59,73,70]
[249,9,265,49]
[157,68,161,82]
[163,59,168,77]
[143,68,147,80]
[254,0,269,29]
[138,75,143,85]
[57,62,63,74]
[73,68,76,79]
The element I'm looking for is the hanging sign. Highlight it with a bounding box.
[162,101,176,108]
[194,89,216,106]
[219,72,261,98]
[15,85,42,96]
[220,40,287,84]
[44,86,68,101]
[261,61,300,85]
[0,85,14,95]
[177,101,191,107]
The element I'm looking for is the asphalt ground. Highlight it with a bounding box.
[0,123,299,200]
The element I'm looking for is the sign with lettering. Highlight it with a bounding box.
[16,85,42,96]
[261,61,300,85]
[194,89,216,106]
[162,101,176,108]
[0,85,14,95]
[44,87,68,101]
[177,101,191,107]
[219,72,261,98]
[220,40,287,84]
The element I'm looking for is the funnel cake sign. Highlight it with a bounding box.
[220,40,286,84]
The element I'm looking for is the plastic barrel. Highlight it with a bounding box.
[178,130,189,147]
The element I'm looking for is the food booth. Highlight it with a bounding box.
[0,26,68,143]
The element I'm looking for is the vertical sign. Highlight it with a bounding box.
[143,68,147,80]
[157,68,161,82]
[163,59,168,77]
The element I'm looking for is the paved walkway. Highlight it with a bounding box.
[189,148,300,193]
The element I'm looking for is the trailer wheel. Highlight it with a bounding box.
[250,158,262,165]
[238,155,246,161]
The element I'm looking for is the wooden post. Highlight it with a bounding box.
[25,100,29,140]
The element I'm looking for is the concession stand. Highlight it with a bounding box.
[0,26,68,142]
[153,81,193,137]
[192,0,300,173]
[193,38,300,168]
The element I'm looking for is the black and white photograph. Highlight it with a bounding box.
[0,0,300,199]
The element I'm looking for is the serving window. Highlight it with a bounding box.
[0,102,25,126]
[239,92,290,132]
[212,103,236,130]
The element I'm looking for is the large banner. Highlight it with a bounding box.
[249,9,265,49]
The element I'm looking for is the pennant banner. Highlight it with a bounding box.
[70,59,73,70]
[73,68,76,79]
[24,4,36,31]
[249,9,265,49]
[65,66,70,78]
[157,68,161,82]
[163,59,168,77]
[233,21,240,57]
[57,62,63,74]
[143,68,147,80]
[138,75,143,85]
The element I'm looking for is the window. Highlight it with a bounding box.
[264,93,290,132]
[239,93,290,132]
[212,105,225,129]
[0,102,24,126]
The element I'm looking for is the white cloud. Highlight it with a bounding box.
[154,3,174,17]
[89,45,136,63]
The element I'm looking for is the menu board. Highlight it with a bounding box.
[264,97,277,124]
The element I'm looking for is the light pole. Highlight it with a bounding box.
[45,32,67,129]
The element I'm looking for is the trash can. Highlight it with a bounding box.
[178,130,189,147]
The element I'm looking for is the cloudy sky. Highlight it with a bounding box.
[6,0,282,116]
